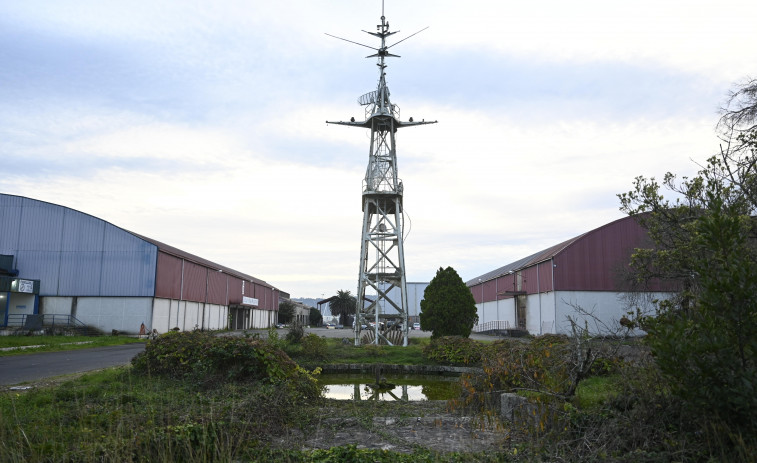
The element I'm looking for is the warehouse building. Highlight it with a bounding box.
[0,194,280,334]
[466,215,672,336]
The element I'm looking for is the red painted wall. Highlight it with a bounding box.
[153,252,279,310]
[155,252,182,299]
[207,270,227,305]
[554,217,648,291]
[182,261,207,302]
[228,277,243,304]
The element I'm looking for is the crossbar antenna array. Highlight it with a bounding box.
[326,2,437,346]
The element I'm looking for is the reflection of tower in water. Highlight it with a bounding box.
[327,3,436,346]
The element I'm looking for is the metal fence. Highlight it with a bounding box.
[3,313,93,335]
[472,320,511,333]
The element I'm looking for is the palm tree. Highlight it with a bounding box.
[329,289,357,327]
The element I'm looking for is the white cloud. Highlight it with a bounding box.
[1,0,753,297]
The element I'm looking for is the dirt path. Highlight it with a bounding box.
[281,400,511,454]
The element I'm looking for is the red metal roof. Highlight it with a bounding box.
[466,234,584,286]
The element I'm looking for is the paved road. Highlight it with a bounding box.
[0,343,146,386]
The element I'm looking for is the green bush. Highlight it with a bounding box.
[286,322,305,344]
[419,266,478,338]
[300,334,328,360]
[131,331,320,399]
[422,336,483,365]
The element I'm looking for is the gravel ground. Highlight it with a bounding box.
[279,400,512,455]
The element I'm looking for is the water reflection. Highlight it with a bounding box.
[319,374,460,401]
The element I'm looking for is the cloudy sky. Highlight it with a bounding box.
[1,1,755,298]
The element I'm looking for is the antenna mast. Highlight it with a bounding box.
[327,4,436,346]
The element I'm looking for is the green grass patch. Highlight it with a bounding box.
[0,335,144,356]
[0,365,321,462]
[291,337,432,365]
[574,374,620,409]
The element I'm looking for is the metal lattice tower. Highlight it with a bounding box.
[327,4,436,346]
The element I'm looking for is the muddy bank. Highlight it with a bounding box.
[281,400,511,454]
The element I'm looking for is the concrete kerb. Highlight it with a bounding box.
[316,363,480,375]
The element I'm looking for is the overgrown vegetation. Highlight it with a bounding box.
[5,324,755,461]
[422,336,484,365]
[131,331,320,397]
[291,335,430,366]
[617,77,757,458]
[1,367,322,462]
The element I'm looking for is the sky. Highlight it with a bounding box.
[1,1,756,299]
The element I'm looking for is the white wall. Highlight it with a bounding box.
[526,292,556,335]
[553,291,668,335]
[75,297,153,333]
[476,291,667,336]
[476,298,517,329]
[6,293,37,320]
[152,298,230,332]
[252,309,269,329]
[41,297,74,315]
[39,296,237,334]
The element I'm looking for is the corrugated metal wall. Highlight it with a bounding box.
[0,195,157,297]
[155,253,182,299]
[537,261,553,292]
[254,283,267,309]
[154,250,275,310]
[2,194,280,318]
[496,274,515,298]
[470,216,660,301]
[207,270,227,305]
[554,217,647,291]
[180,261,207,302]
[228,277,243,304]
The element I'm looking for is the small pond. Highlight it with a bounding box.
[318,373,461,401]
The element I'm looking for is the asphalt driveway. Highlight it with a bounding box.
[0,343,146,386]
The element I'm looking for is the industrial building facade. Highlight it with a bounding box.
[467,215,671,335]
[0,194,279,334]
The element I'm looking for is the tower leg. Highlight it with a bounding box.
[355,195,408,346]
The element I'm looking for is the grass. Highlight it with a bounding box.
[0,365,506,462]
[573,374,620,409]
[279,335,433,366]
[1,367,309,462]
[10,332,703,462]
[319,337,430,365]
[0,334,145,356]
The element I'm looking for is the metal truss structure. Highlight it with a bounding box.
[327,4,436,346]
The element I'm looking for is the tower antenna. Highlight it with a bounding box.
[326,4,437,346]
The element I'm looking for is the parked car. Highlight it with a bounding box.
[385,320,401,330]
[413,322,421,330]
